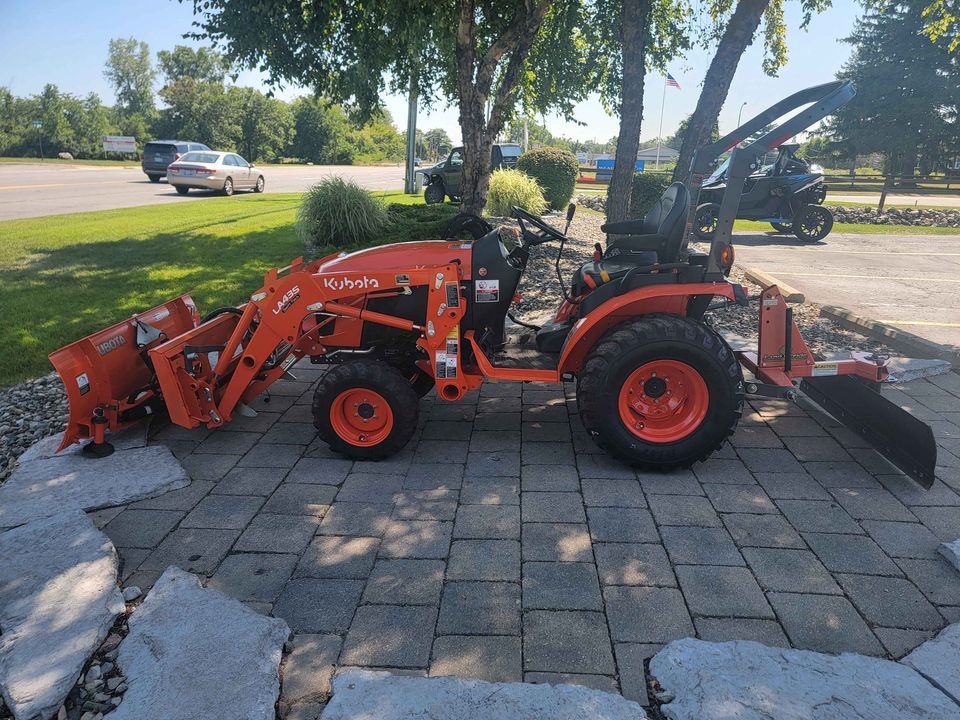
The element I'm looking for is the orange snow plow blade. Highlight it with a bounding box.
[48,295,199,451]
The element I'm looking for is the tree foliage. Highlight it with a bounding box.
[423,128,453,159]
[829,0,959,174]
[104,37,156,117]
[187,0,594,212]
[157,45,232,85]
[921,0,960,53]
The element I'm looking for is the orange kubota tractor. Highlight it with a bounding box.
[49,82,938,487]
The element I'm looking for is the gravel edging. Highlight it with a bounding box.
[0,374,67,482]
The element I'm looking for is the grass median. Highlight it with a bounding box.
[0,190,452,387]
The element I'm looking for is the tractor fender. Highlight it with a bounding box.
[556,282,738,375]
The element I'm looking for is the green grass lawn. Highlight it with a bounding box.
[0,190,444,386]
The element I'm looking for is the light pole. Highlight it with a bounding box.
[32,119,43,161]
[737,102,748,127]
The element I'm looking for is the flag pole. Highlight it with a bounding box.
[656,75,667,170]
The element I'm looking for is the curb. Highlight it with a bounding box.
[820,305,960,369]
[742,267,805,303]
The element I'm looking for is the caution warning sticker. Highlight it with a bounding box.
[811,362,839,377]
[475,279,500,303]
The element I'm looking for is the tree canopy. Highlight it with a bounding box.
[830,0,959,174]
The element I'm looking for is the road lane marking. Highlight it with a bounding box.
[739,248,960,256]
[876,320,960,327]
[0,182,68,190]
[772,271,960,283]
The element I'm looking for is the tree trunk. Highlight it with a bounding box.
[455,0,551,216]
[672,0,769,186]
[607,0,651,224]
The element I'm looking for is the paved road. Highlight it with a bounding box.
[734,230,960,349]
[0,163,404,221]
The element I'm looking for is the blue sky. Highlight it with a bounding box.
[0,0,863,143]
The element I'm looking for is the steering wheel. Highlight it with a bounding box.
[512,206,566,246]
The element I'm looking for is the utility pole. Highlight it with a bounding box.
[655,78,666,170]
[404,75,418,194]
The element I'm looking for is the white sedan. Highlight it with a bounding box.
[166,151,265,196]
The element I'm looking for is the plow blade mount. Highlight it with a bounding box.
[48,295,199,451]
[800,375,937,489]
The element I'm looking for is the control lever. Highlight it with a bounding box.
[563,203,576,236]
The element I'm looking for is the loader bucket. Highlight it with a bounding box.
[800,375,937,489]
[48,295,199,451]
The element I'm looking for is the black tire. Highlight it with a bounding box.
[175,186,189,196]
[254,175,265,193]
[424,181,445,205]
[576,315,743,471]
[770,221,792,233]
[222,177,234,196]
[313,360,419,459]
[693,203,720,241]
[793,204,833,242]
[148,174,161,183]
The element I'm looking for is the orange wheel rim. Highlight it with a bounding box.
[329,389,394,447]
[618,360,709,443]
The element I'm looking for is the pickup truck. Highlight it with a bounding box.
[421,143,522,204]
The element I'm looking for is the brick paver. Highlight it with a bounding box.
[103,363,960,707]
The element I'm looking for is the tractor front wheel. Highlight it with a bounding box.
[313,361,419,459]
[577,316,743,471]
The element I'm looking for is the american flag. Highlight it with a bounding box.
[666,73,681,89]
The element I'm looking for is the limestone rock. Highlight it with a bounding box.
[0,510,124,720]
[321,669,648,720]
[110,566,288,720]
[650,638,959,720]
[0,445,188,529]
[940,540,960,573]
[902,623,960,705]
[15,423,150,466]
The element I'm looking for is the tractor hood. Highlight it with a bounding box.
[316,240,474,278]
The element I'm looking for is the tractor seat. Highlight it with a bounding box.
[601,182,690,263]
[572,252,658,295]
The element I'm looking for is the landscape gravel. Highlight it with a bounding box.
[0,210,895,485]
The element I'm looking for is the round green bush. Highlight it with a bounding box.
[485,168,547,217]
[516,146,580,210]
[624,172,671,219]
[297,177,389,250]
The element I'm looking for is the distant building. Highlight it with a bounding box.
[636,146,678,164]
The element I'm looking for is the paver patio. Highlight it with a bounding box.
[92,361,960,708]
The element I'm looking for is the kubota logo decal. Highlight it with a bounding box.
[273,286,301,315]
[322,276,380,291]
[96,334,126,356]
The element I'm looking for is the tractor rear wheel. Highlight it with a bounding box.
[577,315,743,471]
[313,361,419,459]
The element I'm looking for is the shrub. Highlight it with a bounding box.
[380,203,460,245]
[485,168,547,217]
[624,172,671,219]
[516,146,580,210]
[297,177,389,250]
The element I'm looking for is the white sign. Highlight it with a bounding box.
[102,135,137,153]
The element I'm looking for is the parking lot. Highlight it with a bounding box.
[0,162,403,221]
[735,230,960,349]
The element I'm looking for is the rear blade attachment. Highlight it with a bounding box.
[48,295,199,451]
[800,375,937,489]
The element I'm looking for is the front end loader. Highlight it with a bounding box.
[47,81,938,488]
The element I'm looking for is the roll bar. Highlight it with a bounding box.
[682,80,856,276]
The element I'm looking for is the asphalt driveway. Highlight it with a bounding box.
[734,230,960,349]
